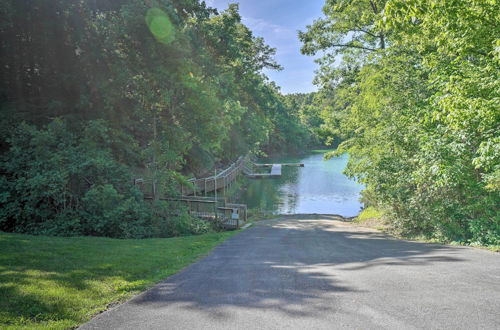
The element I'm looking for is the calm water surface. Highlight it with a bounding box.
[235,152,364,217]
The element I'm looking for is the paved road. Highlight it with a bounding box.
[81,215,500,330]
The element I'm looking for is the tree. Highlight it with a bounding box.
[0,0,312,237]
[301,0,500,245]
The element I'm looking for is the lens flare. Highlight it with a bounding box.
[146,8,175,45]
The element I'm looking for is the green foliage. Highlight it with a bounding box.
[81,184,150,238]
[0,120,210,238]
[303,0,500,245]
[146,8,176,44]
[149,200,212,237]
[300,0,387,55]
[0,0,312,237]
[283,92,331,146]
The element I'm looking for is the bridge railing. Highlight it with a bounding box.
[138,154,252,228]
[182,155,251,196]
[143,196,247,229]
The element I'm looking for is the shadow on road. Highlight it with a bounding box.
[131,216,465,319]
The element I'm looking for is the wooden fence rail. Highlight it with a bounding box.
[138,154,255,229]
[143,195,247,229]
[182,155,253,196]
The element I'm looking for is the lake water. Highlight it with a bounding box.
[235,152,364,217]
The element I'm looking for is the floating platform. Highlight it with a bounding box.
[246,164,281,178]
[246,163,303,178]
[254,163,304,167]
[271,164,282,175]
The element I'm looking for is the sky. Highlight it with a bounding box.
[205,0,325,95]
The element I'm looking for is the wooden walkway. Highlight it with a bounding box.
[181,155,251,196]
[246,164,282,178]
[246,161,303,179]
[144,195,247,229]
[137,154,305,198]
[180,154,305,190]
[137,153,303,228]
[255,163,304,167]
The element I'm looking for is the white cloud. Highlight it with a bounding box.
[200,1,320,94]
[242,16,291,35]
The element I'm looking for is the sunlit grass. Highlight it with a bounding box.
[354,206,388,232]
[0,231,237,329]
[355,206,384,223]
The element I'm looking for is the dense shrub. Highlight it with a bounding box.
[0,120,210,238]
[0,0,314,237]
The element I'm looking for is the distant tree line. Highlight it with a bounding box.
[0,0,313,237]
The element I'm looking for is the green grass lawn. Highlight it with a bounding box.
[0,230,238,329]
[355,206,384,223]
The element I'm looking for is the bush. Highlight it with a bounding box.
[149,200,212,237]
[81,184,151,238]
[0,119,211,238]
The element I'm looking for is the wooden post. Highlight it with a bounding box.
[223,176,226,199]
[152,112,159,201]
[214,168,217,201]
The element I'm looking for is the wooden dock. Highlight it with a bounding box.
[254,163,304,167]
[136,153,304,228]
[246,162,303,178]
[271,164,282,175]
[246,164,281,178]
[136,153,305,197]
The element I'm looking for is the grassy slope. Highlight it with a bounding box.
[0,231,237,329]
[354,206,385,227]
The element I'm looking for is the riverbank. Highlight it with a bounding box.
[0,231,238,329]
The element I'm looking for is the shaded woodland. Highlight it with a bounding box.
[0,0,314,237]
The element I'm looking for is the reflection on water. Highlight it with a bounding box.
[235,152,364,217]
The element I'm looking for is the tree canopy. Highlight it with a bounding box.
[0,0,312,237]
[301,0,499,245]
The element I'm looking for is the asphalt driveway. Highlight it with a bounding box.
[80,215,500,329]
